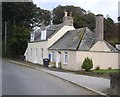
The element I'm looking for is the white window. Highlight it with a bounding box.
[36,48,38,57]
[64,52,68,64]
[41,48,43,59]
[30,33,34,42]
[41,30,46,40]
[52,51,55,62]
[31,48,32,57]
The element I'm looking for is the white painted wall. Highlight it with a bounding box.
[48,50,119,71]
[49,50,77,71]
[76,51,119,70]
[25,41,48,64]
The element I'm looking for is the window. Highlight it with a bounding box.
[36,48,38,57]
[30,33,34,42]
[52,51,55,62]
[41,48,43,59]
[41,30,46,40]
[64,52,68,64]
[31,48,32,57]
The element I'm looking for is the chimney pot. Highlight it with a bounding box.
[64,11,67,17]
[63,11,73,26]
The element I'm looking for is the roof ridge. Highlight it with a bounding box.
[76,28,86,50]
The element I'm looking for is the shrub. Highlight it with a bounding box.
[95,66,100,70]
[108,67,112,70]
[81,57,93,72]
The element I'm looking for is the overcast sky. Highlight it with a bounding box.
[33,0,119,23]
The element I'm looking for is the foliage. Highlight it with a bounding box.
[52,5,95,30]
[81,57,93,72]
[2,2,51,29]
[2,2,51,57]
[6,26,30,57]
[108,67,112,70]
[95,66,100,70]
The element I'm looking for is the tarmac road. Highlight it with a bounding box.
[2,60,97,95]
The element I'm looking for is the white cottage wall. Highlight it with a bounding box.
[76,51,119,70]
[60,51,77,71]
[26,41,48,65]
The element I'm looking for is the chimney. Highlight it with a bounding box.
[64,11,68,17]
[63,11,73,26]
[95,14,104,40]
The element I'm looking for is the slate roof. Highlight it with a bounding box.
[103,40,118,52]
[48,27,97,51]
[46,23,64,38]
[32,23,64,42]
[48,27,118,52]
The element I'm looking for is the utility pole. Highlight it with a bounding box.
[5,21,7,54]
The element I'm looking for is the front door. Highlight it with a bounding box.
[48,54,51,61]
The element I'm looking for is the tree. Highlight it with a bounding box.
[6,26,30,57]
[2,2,51,57]
[81,57,93,72]
[52,5,96,31]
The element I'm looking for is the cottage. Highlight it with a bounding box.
[24,12,119,71]
[24,11,75,64]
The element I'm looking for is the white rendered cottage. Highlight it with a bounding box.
[24,11,75,64]
[24,13,120,71]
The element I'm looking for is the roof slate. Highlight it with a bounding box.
[33,23,64,42]
[78,28,97,51]
[49,27,118,52]
[48,27,96,51]
[103,40,118,52]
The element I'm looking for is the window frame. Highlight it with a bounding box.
[51,51,55,62]
[30,48,32,58]
[64,52,68,64]
[41,48,43,59]
[36,48,38,57]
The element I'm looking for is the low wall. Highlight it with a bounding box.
[109,73,120,96]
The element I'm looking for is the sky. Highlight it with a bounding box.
[33,0,119,23]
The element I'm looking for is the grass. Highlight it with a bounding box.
[92,69,120,73]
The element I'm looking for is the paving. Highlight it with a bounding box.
[7,60,110,96]
[41,69,110,95]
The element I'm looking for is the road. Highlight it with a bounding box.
[2,60,97,95]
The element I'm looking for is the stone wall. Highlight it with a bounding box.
[109,73,120,96]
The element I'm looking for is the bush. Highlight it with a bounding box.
[108,67,112,70]
[81,57,93,72]
[95,66,100,70]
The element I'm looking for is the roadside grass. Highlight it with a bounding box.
[92,69,120,73]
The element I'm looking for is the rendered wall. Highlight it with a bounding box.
[76,51,119,70]
[48,50,119,71]
[24,41,48,65]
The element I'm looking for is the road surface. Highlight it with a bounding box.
[2,60,97,95]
